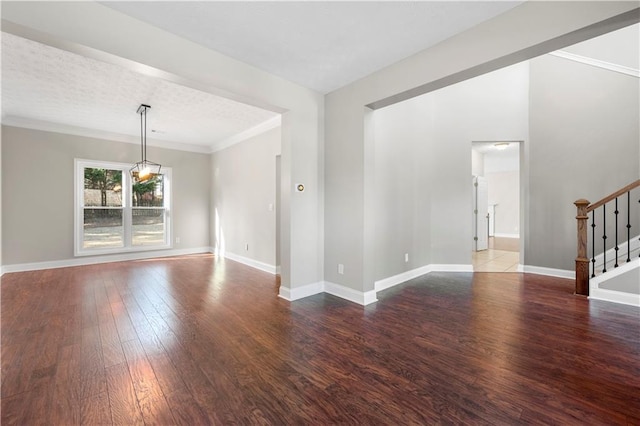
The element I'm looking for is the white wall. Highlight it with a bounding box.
[471,150,485,177]
[1,126,211,266]
[484,147,520,238]
[486,171,520,237]
[211,127,281,270]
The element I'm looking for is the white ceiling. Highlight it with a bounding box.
[473,142,520,173]
[101,1,523,94]
[1,1,525,152]
[1,32,279,151]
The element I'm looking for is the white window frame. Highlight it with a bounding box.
[74,159,172,256]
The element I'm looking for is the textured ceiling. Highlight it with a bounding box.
[101,1,524,94]
[1,32,278,149]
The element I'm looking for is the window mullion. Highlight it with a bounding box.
[123,169,132,248]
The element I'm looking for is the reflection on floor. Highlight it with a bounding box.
[473,237,520,272]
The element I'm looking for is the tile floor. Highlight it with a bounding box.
[472,237,520,272]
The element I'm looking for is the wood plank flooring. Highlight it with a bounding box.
[2,254,639,424]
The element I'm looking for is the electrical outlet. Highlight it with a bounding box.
[245,243,249,251]
[175,237,180,244]
[338,264,344,275]
[404,253,409,263]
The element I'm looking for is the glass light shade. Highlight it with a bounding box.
[130,161,162,182]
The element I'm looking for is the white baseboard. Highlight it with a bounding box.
[275,265,281,275]
[375,264,473,292]
[521,265,575,279]
[374,264,473,291]
[589,288,640,307]
[1,247,213,274]
[324,281,377,306]
[279,280,377,306]
[375,265,433,292]
[278,281,324,301]
[224,251,276,275]
[493,233,520,239]
[429,264,474,272]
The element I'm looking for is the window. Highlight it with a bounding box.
[75,159,171,256]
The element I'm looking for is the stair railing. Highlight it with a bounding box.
[575,179,640,296]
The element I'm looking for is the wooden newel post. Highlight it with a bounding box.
[574,199,590,296]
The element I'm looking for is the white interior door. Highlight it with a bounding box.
[473,176,489,251]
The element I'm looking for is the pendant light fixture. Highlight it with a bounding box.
[130,104,161,182]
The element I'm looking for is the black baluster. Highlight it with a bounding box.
[591,210,596,278]
[627,191,631,263]
[602,204,607,274]
[614,197,619,268]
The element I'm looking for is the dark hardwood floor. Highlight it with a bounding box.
[1,254,639,425]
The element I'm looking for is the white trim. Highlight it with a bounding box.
[278,286,292,301]
[74,159,173,257]
[275,265,281,275]
[590,258,639,307]
[1,247,212,274]
[591,257,640,285]
[278,280,377,306]
[429,264,474,272]
[375,265,432,292]
[2,116,282,155]
[589,288,640,307]
[592,234,640,272]
[210,116,282,153]
[493,233,520,239]
[549,50,640,78]
[278,281,324,301]
[521,265,575,279]
[374,264,473,292]
[2,117,212,154]
[324,281,377,306]
[224,251,276,275]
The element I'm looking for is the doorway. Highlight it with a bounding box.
[471,141,522,272]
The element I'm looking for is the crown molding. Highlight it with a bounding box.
[1,116,212,153]
[549,50,639,78]
[1,115,282,155]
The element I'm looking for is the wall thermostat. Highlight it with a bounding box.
[296,184,305,192]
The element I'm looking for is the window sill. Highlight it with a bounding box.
[75,244,173,258]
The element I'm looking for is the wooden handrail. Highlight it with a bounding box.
[575,179,640,296]
[586,179,640,212]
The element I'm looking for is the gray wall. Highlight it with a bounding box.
[373,95,433,281]
[210,127,281,268]
[0,132,2,268]
[1,125,211,266]
[325,2,636,293]
[600,266,640,294]
[528,54,639,270]
[372,63,529,281]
